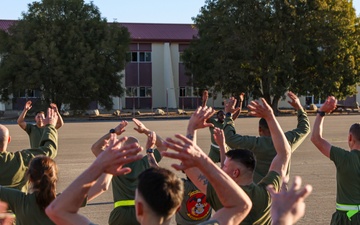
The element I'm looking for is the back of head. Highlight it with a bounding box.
[259,118,270,136]
[349,123,360,142]
[225,149,256,172]
[28,156,58,210]
[124,136,139,146]
[137,167,183,219]
[0,124,9,151]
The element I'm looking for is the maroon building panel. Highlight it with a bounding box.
[129,43,138,51]
[138,43,151,51]
[125,63,139,86]
[181,97,201,109]
[139,98,152,109]
[139,63,152,86]
[125,97,139,109]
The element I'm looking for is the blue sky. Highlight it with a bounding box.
[0,0,359,23]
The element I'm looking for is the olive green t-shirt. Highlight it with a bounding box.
[207,171,281,225]
[108,150,162,225]
[0,125,58,192]
[223,109,310,183]
[330,146,360,204]
[0,187,55,225]
[25,124,44,149]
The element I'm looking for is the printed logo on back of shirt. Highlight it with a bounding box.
[186,190,211,220]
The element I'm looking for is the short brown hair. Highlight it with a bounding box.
[138,167,183,218]
[350,123,360,142]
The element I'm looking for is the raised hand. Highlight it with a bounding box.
[202,90,209,107]
[115,120,128,135]
[267,176,312,225]
[213,128,226,149]
[50,103,59,112]
[188,106,216,131]
[287,91,302,110]
[43,108,59,126]
[133,118,150,134]
[319,96,337,113]
[24,101,32,111]
[162,134,207,171]
[95,133,143,175]
[247,98,273,119]
[225,97,240,114]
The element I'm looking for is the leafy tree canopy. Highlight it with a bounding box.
[0,0,130,110]
[183,0,360,110]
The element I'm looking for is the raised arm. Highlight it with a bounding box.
[285,91,311,151]
[310,96,337,158]
[174,106,215,193]
[231,93,244,121]
[202,90,209,107]
[132,118,167,153]
[213,127,227,168]
[163,134,252,225]
[50,103,64,129]
[17,101,32,130]
[46,134,143,225]
[247,98,291,178]
[145,131,159,168]
[91,121,128,157]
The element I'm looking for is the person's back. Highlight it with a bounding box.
[0,156,57,225]
[109,137,162,225]
[0,110,58,192]
[224,91,310,183]
[176,177,212,225]
[311,96,360,224]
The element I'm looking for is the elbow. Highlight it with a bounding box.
[310,134,318,144]
[45,203,60,222]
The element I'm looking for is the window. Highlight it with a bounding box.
[131,52,138,62]
[179,87,194,97]
[139,52,151,62]
[139,87,152,97]
[126,87,138,97]
[19,89,41,98]
[129,52,151,62]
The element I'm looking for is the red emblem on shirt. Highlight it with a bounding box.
[186,190,211,220]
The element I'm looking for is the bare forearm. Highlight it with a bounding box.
[55,112,64,129]
[17,109,28,124]
[147,153,159,168]
[87,173,113,202]
[91,133,110,157]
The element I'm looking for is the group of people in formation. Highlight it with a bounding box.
[0,90,358,225]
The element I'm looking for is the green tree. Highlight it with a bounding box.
[0,0,130,110]
[183,0,360,111]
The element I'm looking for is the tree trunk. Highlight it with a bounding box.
[271,96,280,116]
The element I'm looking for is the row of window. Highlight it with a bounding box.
[125,86,196,97]
[128,52,184,63]
[128,52,151,62]
[18,86,196,99]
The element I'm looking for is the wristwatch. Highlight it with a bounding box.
[146,148,154,154]
[316,110,325,117]
[109,128,116,133]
